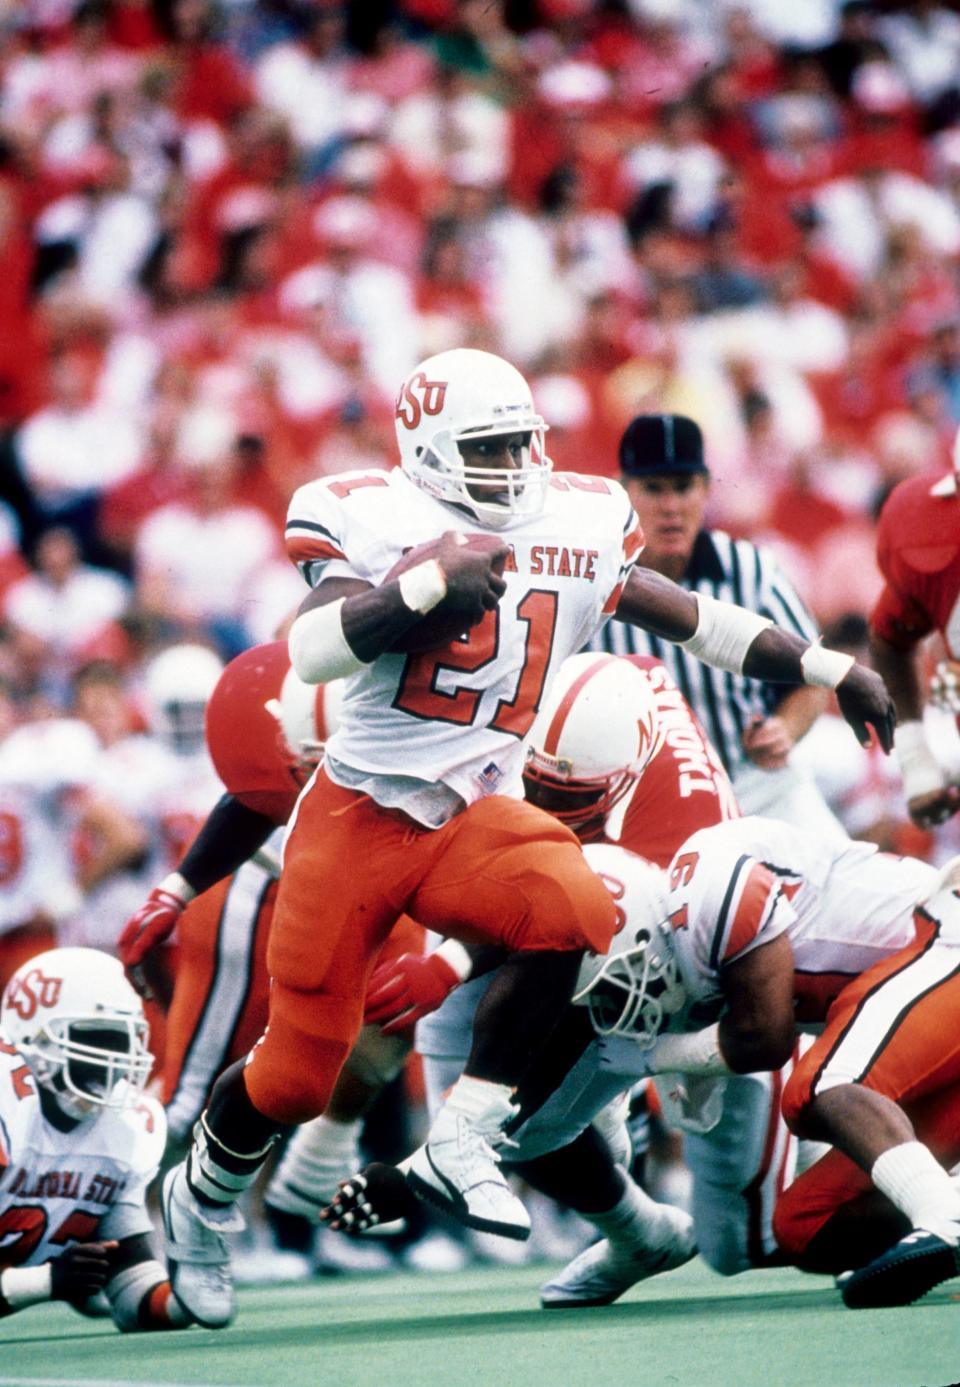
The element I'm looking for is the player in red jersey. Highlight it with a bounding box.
[870,443,960,829]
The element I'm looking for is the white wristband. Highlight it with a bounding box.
[894,720,946,800]
[0,1263,53,1309]
[799,642,855,690]
[679,592,773,675]
[646,1024,730,1077]
[397,560,447,615]
[434,938,473,983]
[159,871,196,904]
[289,599,369,684]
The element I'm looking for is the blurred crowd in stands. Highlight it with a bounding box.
[2,1,960,1010]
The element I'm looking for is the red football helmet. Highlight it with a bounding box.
[205,642,343,824]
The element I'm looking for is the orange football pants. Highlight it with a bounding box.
[244,769,615,1124]
[164,855,425,1139]
[774,1084,960,1259]
[777,916,960,1255]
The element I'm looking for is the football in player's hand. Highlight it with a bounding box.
[385,533,508,653]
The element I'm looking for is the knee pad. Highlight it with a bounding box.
[245,1025,352,1125]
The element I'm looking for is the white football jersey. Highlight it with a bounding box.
[286,467,642,806]
[0,1041,164,1267]
[664,817,939,1024]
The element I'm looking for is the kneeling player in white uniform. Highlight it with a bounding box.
[0,948,193,1332]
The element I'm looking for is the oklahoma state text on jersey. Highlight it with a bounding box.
[285,468,643,807]
[0,1040,164,1269]
[663,817,937,1025]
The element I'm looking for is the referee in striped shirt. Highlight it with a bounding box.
[590,413,846,836]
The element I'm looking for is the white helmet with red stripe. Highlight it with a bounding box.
[524,653,660,832]
[572,843,684,1045]
[394,348,550,529]
[268,659,344,768]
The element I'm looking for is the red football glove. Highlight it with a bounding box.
[364,945,470,1037]
[118,882,190,996]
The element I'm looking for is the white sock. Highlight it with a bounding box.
[872,1141,960,1234]
[442,1075,516,1124]
[590,1176,672,1246]
[268,1115,361,1210]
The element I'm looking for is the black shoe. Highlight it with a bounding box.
[841,1229,960,1309]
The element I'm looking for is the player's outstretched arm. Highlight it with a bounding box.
[0,1242,119,1321]
[289,532,509,683]
[614,569,896,753]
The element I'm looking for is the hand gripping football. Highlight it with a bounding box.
[385,533,508,653]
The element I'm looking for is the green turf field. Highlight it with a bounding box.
[0,1260,957,1387]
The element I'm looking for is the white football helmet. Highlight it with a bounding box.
[143,643,224,754]
[1,948,152,1122]
[268,665,344,772]
[524,654,660,832]
[394,347,550,528]
[572,847,685,1046]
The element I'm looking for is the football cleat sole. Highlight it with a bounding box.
[407,1154,531,1242]
[841,1230,960,1309]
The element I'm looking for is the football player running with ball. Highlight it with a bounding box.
[160,347,894,1328]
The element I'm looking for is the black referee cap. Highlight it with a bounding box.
[619,414,708,478]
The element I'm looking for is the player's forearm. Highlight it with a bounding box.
[178,794,276,897]
[0,1264,53,1317]
[290,576,433,679]
[869,631,924,722]
[615,570,850,686]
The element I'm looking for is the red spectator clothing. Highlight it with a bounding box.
[870,472,960,655]
[766,481,849,554]
[99,464,197,556]
[170,43,253,126]
[811,352,906,445]
[108,2,164,50]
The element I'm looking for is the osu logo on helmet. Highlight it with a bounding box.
[4,968,64,1021]
[395,372,448,430]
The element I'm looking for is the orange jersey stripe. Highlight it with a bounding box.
[623,520,645,562]
[285,535,347,565]
[602,580,625,616]
[723,862,779,963]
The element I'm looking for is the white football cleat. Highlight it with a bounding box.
[407,1102,531,1241]
[540,1206,696,1308]
[161,1164,244,1328]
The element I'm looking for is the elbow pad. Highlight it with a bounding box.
[289,599,369,684]
[679,592,772,675]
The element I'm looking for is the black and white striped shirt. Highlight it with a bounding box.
[589,529,819,779]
